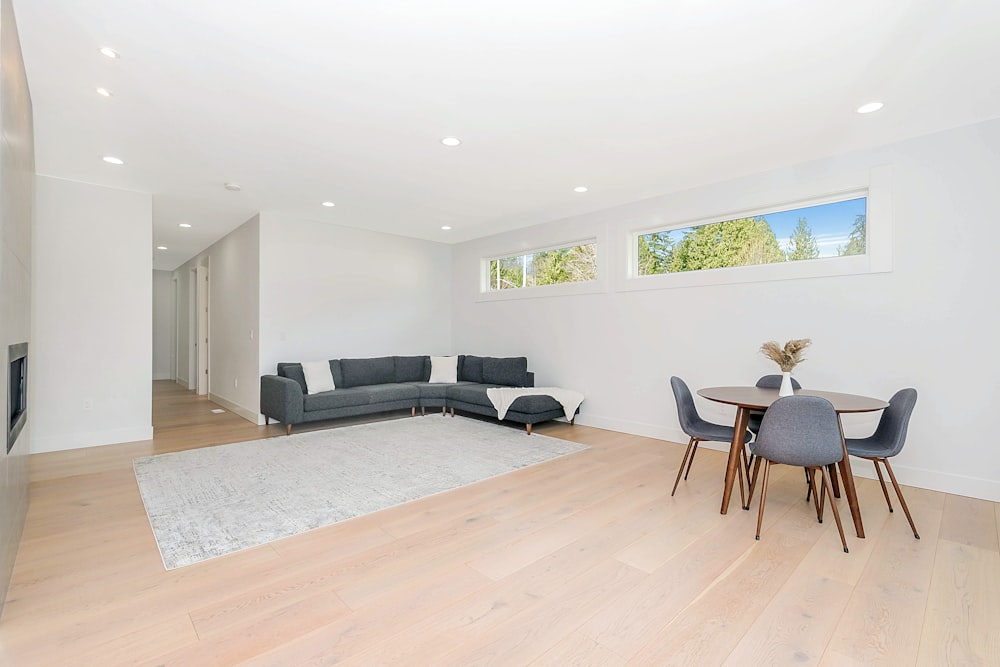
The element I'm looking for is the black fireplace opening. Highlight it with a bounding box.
[8,342,27,454]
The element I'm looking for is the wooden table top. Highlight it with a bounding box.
[697,386,889,413]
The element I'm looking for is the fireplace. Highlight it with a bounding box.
[8,342,27,454]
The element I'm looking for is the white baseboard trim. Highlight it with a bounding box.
[573,412,1000,502]
[31,426,154,454]
[153,372,173,381]
[207,393,259,425]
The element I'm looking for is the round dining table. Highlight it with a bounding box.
[697,386,889,539]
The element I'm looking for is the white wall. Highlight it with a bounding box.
[31,176,153,452]
[0,0,34,612]
[258,213,453,385]
[451,118,1000,502]
[152,269,174,380]
[174,215,260,421]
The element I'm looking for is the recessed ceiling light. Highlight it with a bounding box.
[156,246,168,250]
[223,182,242,191]
[857,102,884,114]
[102,156,124,165]
[441,226,452,230]
[440,137,461,147]
[96,87,112,97]
[321,201,335,207]
[573,186,589,193]
[179,223,192,228]
[99,47,120,59]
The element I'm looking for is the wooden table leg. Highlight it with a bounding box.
[720,406,750,515]
[836,416,865,538]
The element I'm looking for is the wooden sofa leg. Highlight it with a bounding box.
[286,424,292,436]
[526,423,532,435]
[450,408,455,417]
[411,407,416,417]
[441,406,446,416]
[265,416,270,425]
[421,406,426,416]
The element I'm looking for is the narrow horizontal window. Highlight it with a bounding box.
[485,241,597,292]
[636,196,867,276]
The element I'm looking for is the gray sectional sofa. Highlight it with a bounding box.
[260,355,574,435]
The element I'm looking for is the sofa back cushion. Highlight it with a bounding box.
[394,355,430,383]
[482,357,528,387]
[278,361,343,392]
[459,355,484,383]
[340,356,395,387]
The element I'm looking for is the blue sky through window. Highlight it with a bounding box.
[763,197,866,258]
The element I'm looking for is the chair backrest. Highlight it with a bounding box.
[868,388,918,458]
[754,395,842,467]
[670,376,701,435]
[756,374,802,390]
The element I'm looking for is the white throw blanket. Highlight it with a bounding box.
[486,387,585,421]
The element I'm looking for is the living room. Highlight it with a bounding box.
[3,1,1000,664]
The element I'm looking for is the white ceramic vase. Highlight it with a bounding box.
[778,371,795,397]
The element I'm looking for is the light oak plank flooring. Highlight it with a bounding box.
[0,380,997,665]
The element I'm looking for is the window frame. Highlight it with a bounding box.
[621,167,892,292]
[477,236,606,302]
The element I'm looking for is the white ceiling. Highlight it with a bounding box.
[14,0,1000,271]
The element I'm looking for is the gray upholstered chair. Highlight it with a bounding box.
[846,388,919,539]
[670,376,751,506]
[747,374,802,435]
[748,395,849,553]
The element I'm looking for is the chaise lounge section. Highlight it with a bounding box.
[260,355,576,435]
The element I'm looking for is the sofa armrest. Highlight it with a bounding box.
[525,371,535,388]
[260,375,304,424]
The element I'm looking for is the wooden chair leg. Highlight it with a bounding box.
[737,446,747,510]
[827,462,841,498]
[872,459,894,512]
[755,460,771,540]
[804,467,813,502]
[882,458,920,539]
[671,437,696,496]
[747,456,763,510]
[809,468,823,522]
[684,440,700,480]
[821,467,849,553]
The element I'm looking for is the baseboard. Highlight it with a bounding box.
[153,372,173,381]
[31,426,154,454]
[175,377,192,389]
[573,412,1000,502]
[207,393,259,425]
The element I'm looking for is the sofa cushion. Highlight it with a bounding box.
[340,357,395,388]
[277,363,307,393]
[410,381,477,400]
[363,383,420,403]
[303,387,371,412]
[482,357,528,387]
[394,356,429,383]
[445,384,498,407]
[459,355,484,383]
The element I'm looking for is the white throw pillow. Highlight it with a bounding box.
[428,355,458,384]
[301,361,336,394]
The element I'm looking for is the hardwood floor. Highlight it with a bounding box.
[0,380,997,665]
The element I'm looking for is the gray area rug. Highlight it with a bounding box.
[133,416,587,569]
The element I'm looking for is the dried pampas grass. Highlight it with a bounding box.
[760,338,812,372]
